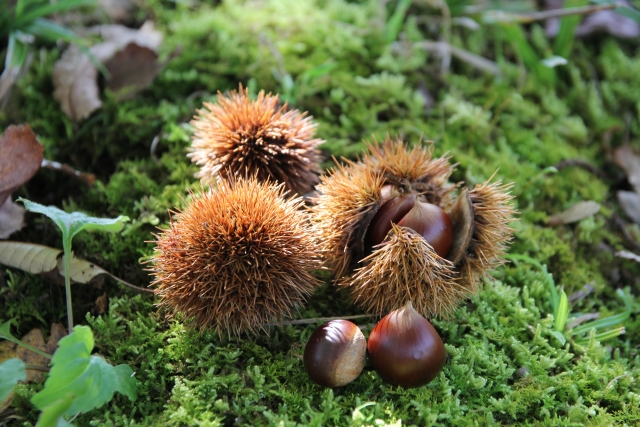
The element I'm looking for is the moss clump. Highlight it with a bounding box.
[1,0,640,425]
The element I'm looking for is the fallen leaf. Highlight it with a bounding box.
[613,145,640,195]
[0,125,43,205]
[52,46,101,122]
[53,21,166,121]
[99,0,135,23]
[575,6,640,39]
[16,329,49,383]
[616,250,640,263]
[0,241,152,292]
[94,292,108,315]
[0,198,25,239]
[548,200,601,226]
[46,324,68,355]
[618,191,640,225]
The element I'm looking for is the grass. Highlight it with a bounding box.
[1,0,640,425]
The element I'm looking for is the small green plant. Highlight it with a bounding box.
[0,199,135,426]
[506,254,631,346]
[0,322,137,427]
[18,198,129,332]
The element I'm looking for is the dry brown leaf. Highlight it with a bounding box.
[0,341,18,413]
[548,200,601,226]
[0,125,43,205]
[0,198,25,239]
[52,46,101,122]
[45,323,67,355]
[614,145,640,195]
[94,292,109,315]
[618,191,640,225]
[99,0,136,22]
[0,241,151,292]
[53,21,164,121]
[16,329,49,383]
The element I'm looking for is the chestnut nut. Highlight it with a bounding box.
[367,301,447,388]
[303,320,366,388]
[367,188,453,258]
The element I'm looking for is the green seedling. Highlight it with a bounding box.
[506,254,631,346]
[0,321,137,427]
[18,198,129,332]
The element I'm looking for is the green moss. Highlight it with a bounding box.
[1,0,640,425]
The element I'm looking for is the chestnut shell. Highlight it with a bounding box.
[367,305,446,388]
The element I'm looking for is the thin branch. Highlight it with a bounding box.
[24,364,50,373]
[107,273,155,294]
[267,314,376,327]
[411,41,501,76]
[483,3,620,24]
[41,159,96,187]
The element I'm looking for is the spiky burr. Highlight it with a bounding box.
[189,85,323,196]
[150,177,321,337]
[312,136,516,318]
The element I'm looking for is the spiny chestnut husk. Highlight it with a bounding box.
[189,84,323,196]
[368,302,446,388]
[312,136,516,318]
[304,320,366,388]
[150,177,321,337]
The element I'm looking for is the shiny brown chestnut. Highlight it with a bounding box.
[367,191,453,258]
[367,302,446,388]
[304,320,366,388]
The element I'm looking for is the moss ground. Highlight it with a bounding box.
[1,0,640,425]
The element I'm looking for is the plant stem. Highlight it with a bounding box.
[63,236,73,333]
[25,364,51,373]
[3,336,52,360]
[267,314,375,327]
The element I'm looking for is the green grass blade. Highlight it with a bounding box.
[25,18,87,44]
[500,22,556,86]
[574,327,626,346]
[553,0,588,58]
[384,0,412,43]
[571,311,631,336]
[9,0,97,32]
[554,291,569,332]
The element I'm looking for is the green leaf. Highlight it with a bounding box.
[9,0,98,33]
[31,325,137,418]
[0,358,26,402]
[0,320,15,340]
[383,0,412,43]
[570,311,631,336]
[18,199,129,242]
[553,0,587,58]
[574,327,626,346]
[35,395,74,427]
[5,32,29,70]
[554,291,569,332]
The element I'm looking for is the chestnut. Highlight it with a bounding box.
[303,320,366,388]
[367,302,446,388]
[367,192,453,258]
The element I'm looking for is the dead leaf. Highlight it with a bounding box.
[94,292,108,315]
[99,0,136,23]
[0,125,43,205]
[0,241,152,292]
[575,5,640,39]
[0,198,25,239]
[0,328,52,411]
[52,46,101,122]
[616,250,640,263]
[53,21,166,121]
[613,146,640,195]
[618,191,640,225]
[548,200,601,226]
[46,323,67,355]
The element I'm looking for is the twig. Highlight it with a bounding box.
[24,364,50,373]
[41,159,96,187]
[483,3,619,24]
[107,273,155,294]
[411,41,501,76]
[267,314,376,327]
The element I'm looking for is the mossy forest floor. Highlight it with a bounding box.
[2,0,640,426]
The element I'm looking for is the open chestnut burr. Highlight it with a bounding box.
[312,136,516,319]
